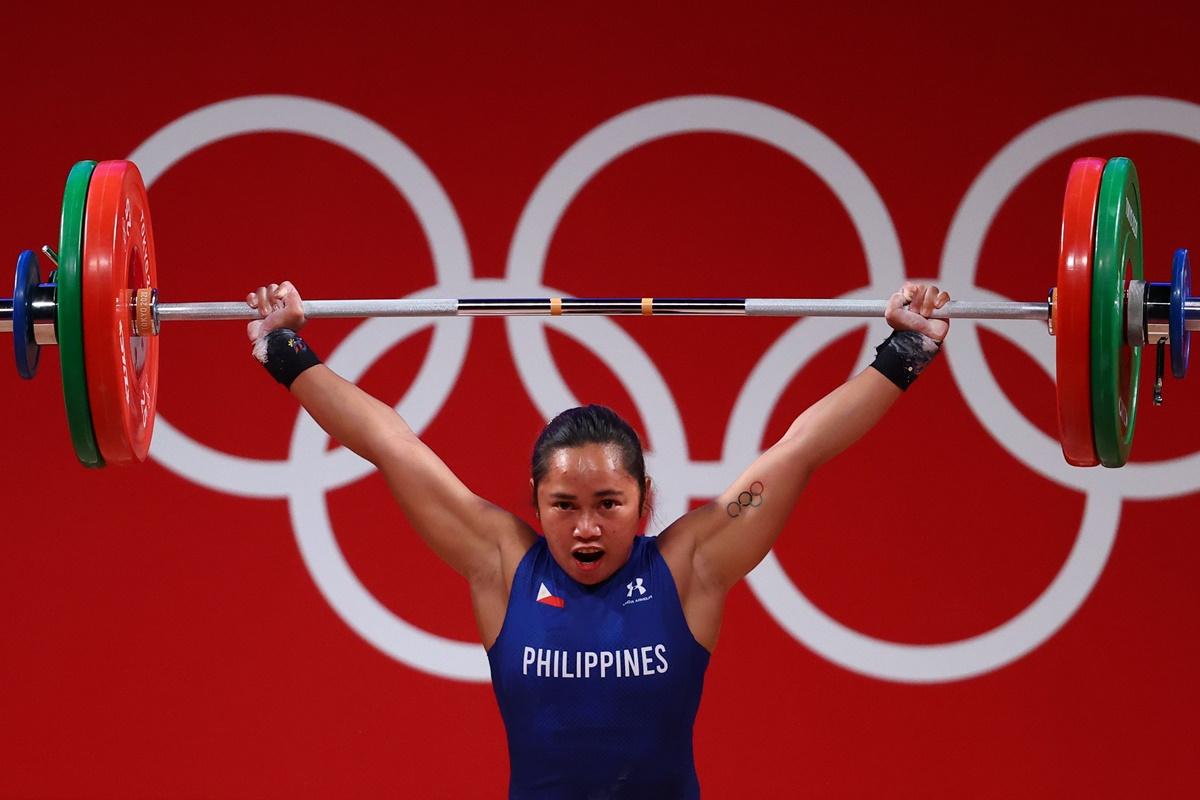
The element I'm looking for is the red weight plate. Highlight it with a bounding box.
[81,160,160,464]
[1055,157,1105,467]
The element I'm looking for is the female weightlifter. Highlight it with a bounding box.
[246,280,950,799]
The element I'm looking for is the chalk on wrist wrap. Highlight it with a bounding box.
[253,328,322,389]
[870,330,941,391]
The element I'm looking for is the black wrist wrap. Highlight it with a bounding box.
[870,330,942,391]
[256,328,322,389]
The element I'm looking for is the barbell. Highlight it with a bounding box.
[2,158,1197,469]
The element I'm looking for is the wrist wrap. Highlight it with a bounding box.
[870,330,941,391]
[254,328,322,389]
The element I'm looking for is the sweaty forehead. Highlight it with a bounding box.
[545,443,630,481]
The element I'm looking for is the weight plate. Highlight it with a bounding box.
[81,161,160,465]
[13,250,41,379]
[1091,157,1143,468]
[1055,157,1105,467]
[1171,248,1190,379]
[58,160,103,467]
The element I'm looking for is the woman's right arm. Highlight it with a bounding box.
[249,283,533,583]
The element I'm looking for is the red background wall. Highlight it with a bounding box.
[3,3,1199,797]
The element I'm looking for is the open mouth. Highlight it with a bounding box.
[572,548,604,564]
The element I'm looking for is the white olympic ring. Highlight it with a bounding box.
[130,96,476,498]
[135,94,1200,684]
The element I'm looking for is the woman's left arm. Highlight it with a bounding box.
[658,282,949,593]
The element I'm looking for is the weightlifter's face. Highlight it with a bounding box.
[534,443,646,585]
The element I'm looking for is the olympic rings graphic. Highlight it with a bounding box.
[135,94,1200,684]
[726,481,764,518]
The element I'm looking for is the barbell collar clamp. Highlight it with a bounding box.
[134,288,159,337]
[1126,280,1148,347]
[1144,282,1173,329]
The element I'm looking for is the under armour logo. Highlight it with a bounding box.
[626,578,646,598]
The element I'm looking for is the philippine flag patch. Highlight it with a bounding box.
[536,582,565,608]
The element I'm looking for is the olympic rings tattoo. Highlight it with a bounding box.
[726,480,764,518]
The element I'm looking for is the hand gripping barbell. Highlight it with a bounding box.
[1,158,1196,468]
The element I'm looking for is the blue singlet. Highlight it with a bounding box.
[488,535,710,799]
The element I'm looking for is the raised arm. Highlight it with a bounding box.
[658,282,950,596]
[247,282,533,583]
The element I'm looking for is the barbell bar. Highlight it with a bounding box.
[0,296,1072,332]
[0,158,1196,468]
[3,293,1198,327]
[157,297,1063,323]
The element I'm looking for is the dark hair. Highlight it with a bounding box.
[531,405,647,512]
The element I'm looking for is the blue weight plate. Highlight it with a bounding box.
[1171,248,1190,379]
[13,250,40,379]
